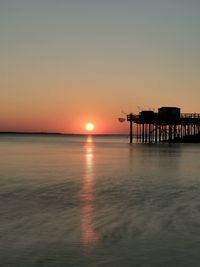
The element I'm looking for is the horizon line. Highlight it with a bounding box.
[0,131,129,136]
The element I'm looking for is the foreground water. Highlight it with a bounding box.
[0,134,200,266]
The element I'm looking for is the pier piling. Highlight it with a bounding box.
[127,107,200,143]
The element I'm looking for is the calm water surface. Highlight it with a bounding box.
[0,135,200,266]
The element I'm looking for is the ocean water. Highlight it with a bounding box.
[0,134,200,267]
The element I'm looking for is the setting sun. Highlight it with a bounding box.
[85,122,94,132]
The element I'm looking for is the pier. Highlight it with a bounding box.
[127,107,200,143]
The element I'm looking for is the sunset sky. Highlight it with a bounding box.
[1,1,200,134]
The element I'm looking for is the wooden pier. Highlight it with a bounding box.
[127,107,200,143]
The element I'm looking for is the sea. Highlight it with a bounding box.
[0,134,200,267]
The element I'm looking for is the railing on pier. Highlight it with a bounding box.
[181,113,200,118]
[127,114,139,121]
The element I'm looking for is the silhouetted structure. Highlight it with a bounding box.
[127,107,200,143]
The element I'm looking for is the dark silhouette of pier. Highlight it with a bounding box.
[127,107,200,143]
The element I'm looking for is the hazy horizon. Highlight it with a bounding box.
[0,131,129,135]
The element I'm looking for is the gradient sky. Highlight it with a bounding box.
[1,0,200,133]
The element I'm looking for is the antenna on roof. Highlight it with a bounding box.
[137,106,142,111]
[121,109,127,115]
[148,107,155,112]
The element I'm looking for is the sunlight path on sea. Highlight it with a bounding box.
[81,136,100,245]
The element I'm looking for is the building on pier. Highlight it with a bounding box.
[127,107,200,143]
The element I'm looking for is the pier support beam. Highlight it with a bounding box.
[129,113,133,144]
[126,110,200,144]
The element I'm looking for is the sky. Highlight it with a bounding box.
[0,0,200,134]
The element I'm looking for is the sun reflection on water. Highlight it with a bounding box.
[81,136,100,245]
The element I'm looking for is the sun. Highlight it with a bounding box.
[85,122,94,132]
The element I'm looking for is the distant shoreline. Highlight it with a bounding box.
[0,132,66,135]
[0,132,128,136]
